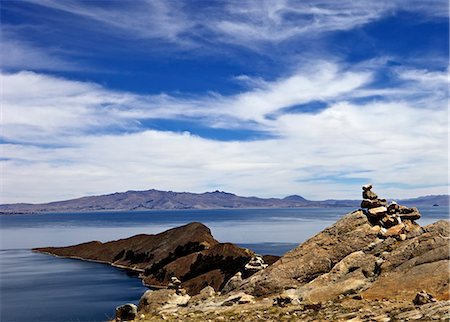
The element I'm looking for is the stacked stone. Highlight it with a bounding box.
[168,276,187,295]
[244,255,268,273]
[360,185,421,240]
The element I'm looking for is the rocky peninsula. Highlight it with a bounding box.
[34,186,449,321]
[34,222,278,295]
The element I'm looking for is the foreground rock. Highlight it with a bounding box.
[118,292,450,321]
[34,222,279,295]
[124,186,448,322]
[235,186,449,304]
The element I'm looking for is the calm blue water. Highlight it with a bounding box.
[0,207,448,321]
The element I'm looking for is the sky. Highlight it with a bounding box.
[1,0,449,203]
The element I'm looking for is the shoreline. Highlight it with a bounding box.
[32,249,169,289]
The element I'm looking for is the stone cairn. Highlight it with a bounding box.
[168,276,187,295]
[244,254,268,273]
[361,184,421,240]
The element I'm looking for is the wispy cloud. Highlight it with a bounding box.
[0,61,372,144]
[1,59,447,203]
[18,0,448,50]
[1,30,83,71]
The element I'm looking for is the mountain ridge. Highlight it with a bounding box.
[0,189,448,214]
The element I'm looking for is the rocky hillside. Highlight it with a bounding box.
[34,222,279,295]
[2,188,447,214]
[111,185,449,322]
[235,185,449,302]
[0,190,339,213]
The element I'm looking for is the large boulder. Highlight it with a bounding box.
[138,289,190,314]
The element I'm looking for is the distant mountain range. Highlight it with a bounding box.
[0,189,448,214]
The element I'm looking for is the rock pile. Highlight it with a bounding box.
[244,254,268,274]
[360,184,421,240]
[167,276,186,295]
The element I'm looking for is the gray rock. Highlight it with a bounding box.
[199,286,215,298]
[138,289,190,314]
[115,303,137,322]
[222,272,243,293]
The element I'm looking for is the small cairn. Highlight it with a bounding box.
[168,276,186,295]
[244,254,268,274]
[360,184,421,240]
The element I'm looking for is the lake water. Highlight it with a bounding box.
[1,207,448,321]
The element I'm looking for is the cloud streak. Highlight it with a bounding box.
[1,59,447,203]
[18,0,448,50]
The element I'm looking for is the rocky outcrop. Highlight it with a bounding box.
[235,186,449,305]
[114,186,449,322]
[34,222,261,295]
[235,209,380,296]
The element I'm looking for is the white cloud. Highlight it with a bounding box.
[24,0,194,44]
[1,62,372,143]
[18,0,448,50]
[0,35,82,71]
[210,1,389,45]
[1,62,448,203]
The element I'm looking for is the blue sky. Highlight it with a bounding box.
[1,0,448,203]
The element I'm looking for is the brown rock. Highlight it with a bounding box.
[290,250,377,302]
[387,202,400,214]
[380,215,401,228]
[384,223,405,238]
[363,220,450,301]
[367,206,387,217]
[361,199,387,209]
[398,206,421,220]
[413,290,436,305]
[236,210,379,296]
[363,190,378,200]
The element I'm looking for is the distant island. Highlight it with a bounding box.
[0,189,448,214]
